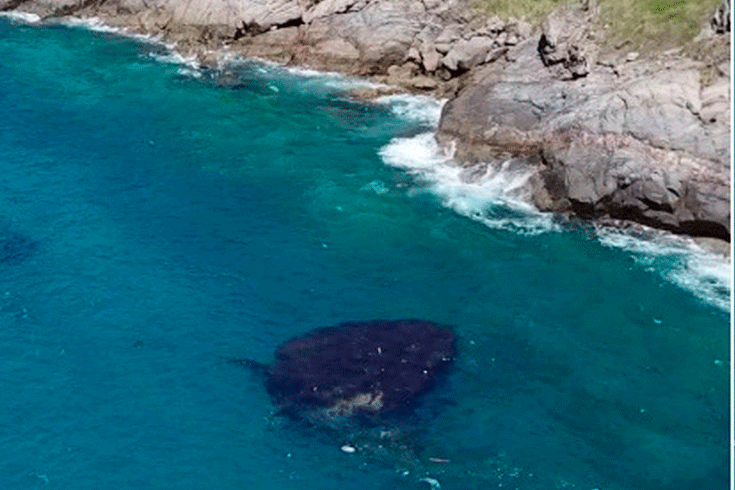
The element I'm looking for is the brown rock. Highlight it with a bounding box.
[420,44,442,72]
[409,75,439,90]
[442,36,493,71]
[313,38,361,63]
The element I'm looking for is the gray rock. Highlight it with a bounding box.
[433,42,452,54]
[700,78,730,124]
[312,37,361,63]
[504,32,519,46]
[420,44,442,72]
[515,20,533,39]
[538,5,596,79]
[437,39,731,239]
[245,26,300,59]
[484,46,507,64]
[0,0,26,10]
[483,15,504,33]
[386,61,418,81]
[434,24,461,44]
[442,36,493,71]
[239,0,303,30]
[405,46,421,63]
[410,74,438,90]
[303,0,361,24]
[319,0,423,72]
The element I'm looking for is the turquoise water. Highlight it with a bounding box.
[0,16,730,490]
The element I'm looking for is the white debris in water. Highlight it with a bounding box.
[419,477,441,490]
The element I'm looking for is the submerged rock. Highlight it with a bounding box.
[237,319,455,421]
[0,232,37,265]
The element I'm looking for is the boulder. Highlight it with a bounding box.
[410,74,439,90]
[420,44,442,72]
[442,36,493,71]
[538,5,596,79]
[238,0,303,31]
[316,0,424,72]
[303,0,364,24]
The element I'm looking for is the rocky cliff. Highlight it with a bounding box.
[3,0,731,240]
[438,3,731,241]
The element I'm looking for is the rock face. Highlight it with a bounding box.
[438,5,731,240]
[252,319,455,420]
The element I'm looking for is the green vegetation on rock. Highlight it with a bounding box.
[600,0,723,52]
[474,0,575,23]
[476,0,723,52]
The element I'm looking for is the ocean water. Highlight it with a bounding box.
[0,16,730,490]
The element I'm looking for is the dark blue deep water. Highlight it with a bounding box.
[0,16,730,490]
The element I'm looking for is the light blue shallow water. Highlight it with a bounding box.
[0,17,730,490]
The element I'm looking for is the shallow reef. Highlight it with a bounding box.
[241,319,456,421]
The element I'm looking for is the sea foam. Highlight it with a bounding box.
[0,11,41,24]
[377,96,731,310]
[216,53,384,91]
[379,132,557,235]
[376,94,445,127]
[595,226,731,311]
[59,16,165,45]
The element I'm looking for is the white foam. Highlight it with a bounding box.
[0,12,41,24]
[379,132,557,235]
[281,65,384,90]
[177,67,203,78]
[217,54,383,90]
[61,16,121,33]
[149,51,201,70]
[595,226,731,311]
[59,16,165,45]
[376,94,446,126]
[54,16,202,73]
[360,180,389,195]
[380,131,730,309]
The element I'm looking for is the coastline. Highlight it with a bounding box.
[0,14,730,490]
[1,1,731,252]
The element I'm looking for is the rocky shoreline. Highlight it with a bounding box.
[2,0,731,245]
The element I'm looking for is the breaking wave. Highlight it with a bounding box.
[377,106,730,311]
[0,11,41,24]
[376,94,445,127]
[379,132,558,235]
[595,226,731,311]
